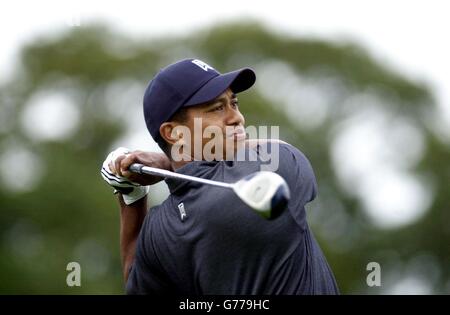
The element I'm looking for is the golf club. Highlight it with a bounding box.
[129,163,290,219]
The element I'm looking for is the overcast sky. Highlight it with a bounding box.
[2,0,449,138]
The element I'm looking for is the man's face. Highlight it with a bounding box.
[178,88,246,160]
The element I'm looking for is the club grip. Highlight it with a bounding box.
[129,163,144,174]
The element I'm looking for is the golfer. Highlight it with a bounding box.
[101,59,339,294]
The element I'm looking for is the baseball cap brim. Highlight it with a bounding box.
[184,68,256,107]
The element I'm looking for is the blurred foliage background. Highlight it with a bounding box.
[0,22,449,294]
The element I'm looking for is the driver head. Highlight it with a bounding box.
[233,171,290,219]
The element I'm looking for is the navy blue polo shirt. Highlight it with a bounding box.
[126,142,339,295]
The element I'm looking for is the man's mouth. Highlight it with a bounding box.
[226,126,246,141]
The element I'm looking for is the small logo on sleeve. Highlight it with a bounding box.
[178,202,187,221]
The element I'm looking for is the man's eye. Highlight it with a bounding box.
[213,105,224,111]
[232,100,239,107]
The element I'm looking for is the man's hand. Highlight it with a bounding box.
[110,149,172,186]
[101,147,172,205]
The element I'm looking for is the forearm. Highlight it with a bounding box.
[101,148,173,284]
[118,194,148,282]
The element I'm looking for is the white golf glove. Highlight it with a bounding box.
[100,147,149,205]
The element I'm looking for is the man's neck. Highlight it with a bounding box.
[169,143,249,171]
[170,159,191,171]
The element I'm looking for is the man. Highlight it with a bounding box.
[101,58,339,294]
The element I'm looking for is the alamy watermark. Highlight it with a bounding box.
[366,262,381,287]
[66,261,81,287]
[66,12,82,27]
[169,118,282,171]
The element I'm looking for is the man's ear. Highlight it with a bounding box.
[160,122,177,146]
[159,121,191,145]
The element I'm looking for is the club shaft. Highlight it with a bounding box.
[129,163,233,189]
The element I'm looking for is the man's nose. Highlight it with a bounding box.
[225,104,244,126]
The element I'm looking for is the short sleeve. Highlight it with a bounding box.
[277,143,318,228]
[281,143,318,204]
[126,207,173,295]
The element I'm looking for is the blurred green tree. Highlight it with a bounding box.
[0,22,448,294]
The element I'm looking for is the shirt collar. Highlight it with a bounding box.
[165,160,219,194]
[164,145,260,194]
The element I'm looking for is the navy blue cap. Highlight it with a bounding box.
[143,58,256,143]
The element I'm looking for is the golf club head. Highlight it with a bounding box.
[233,171,290,220]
